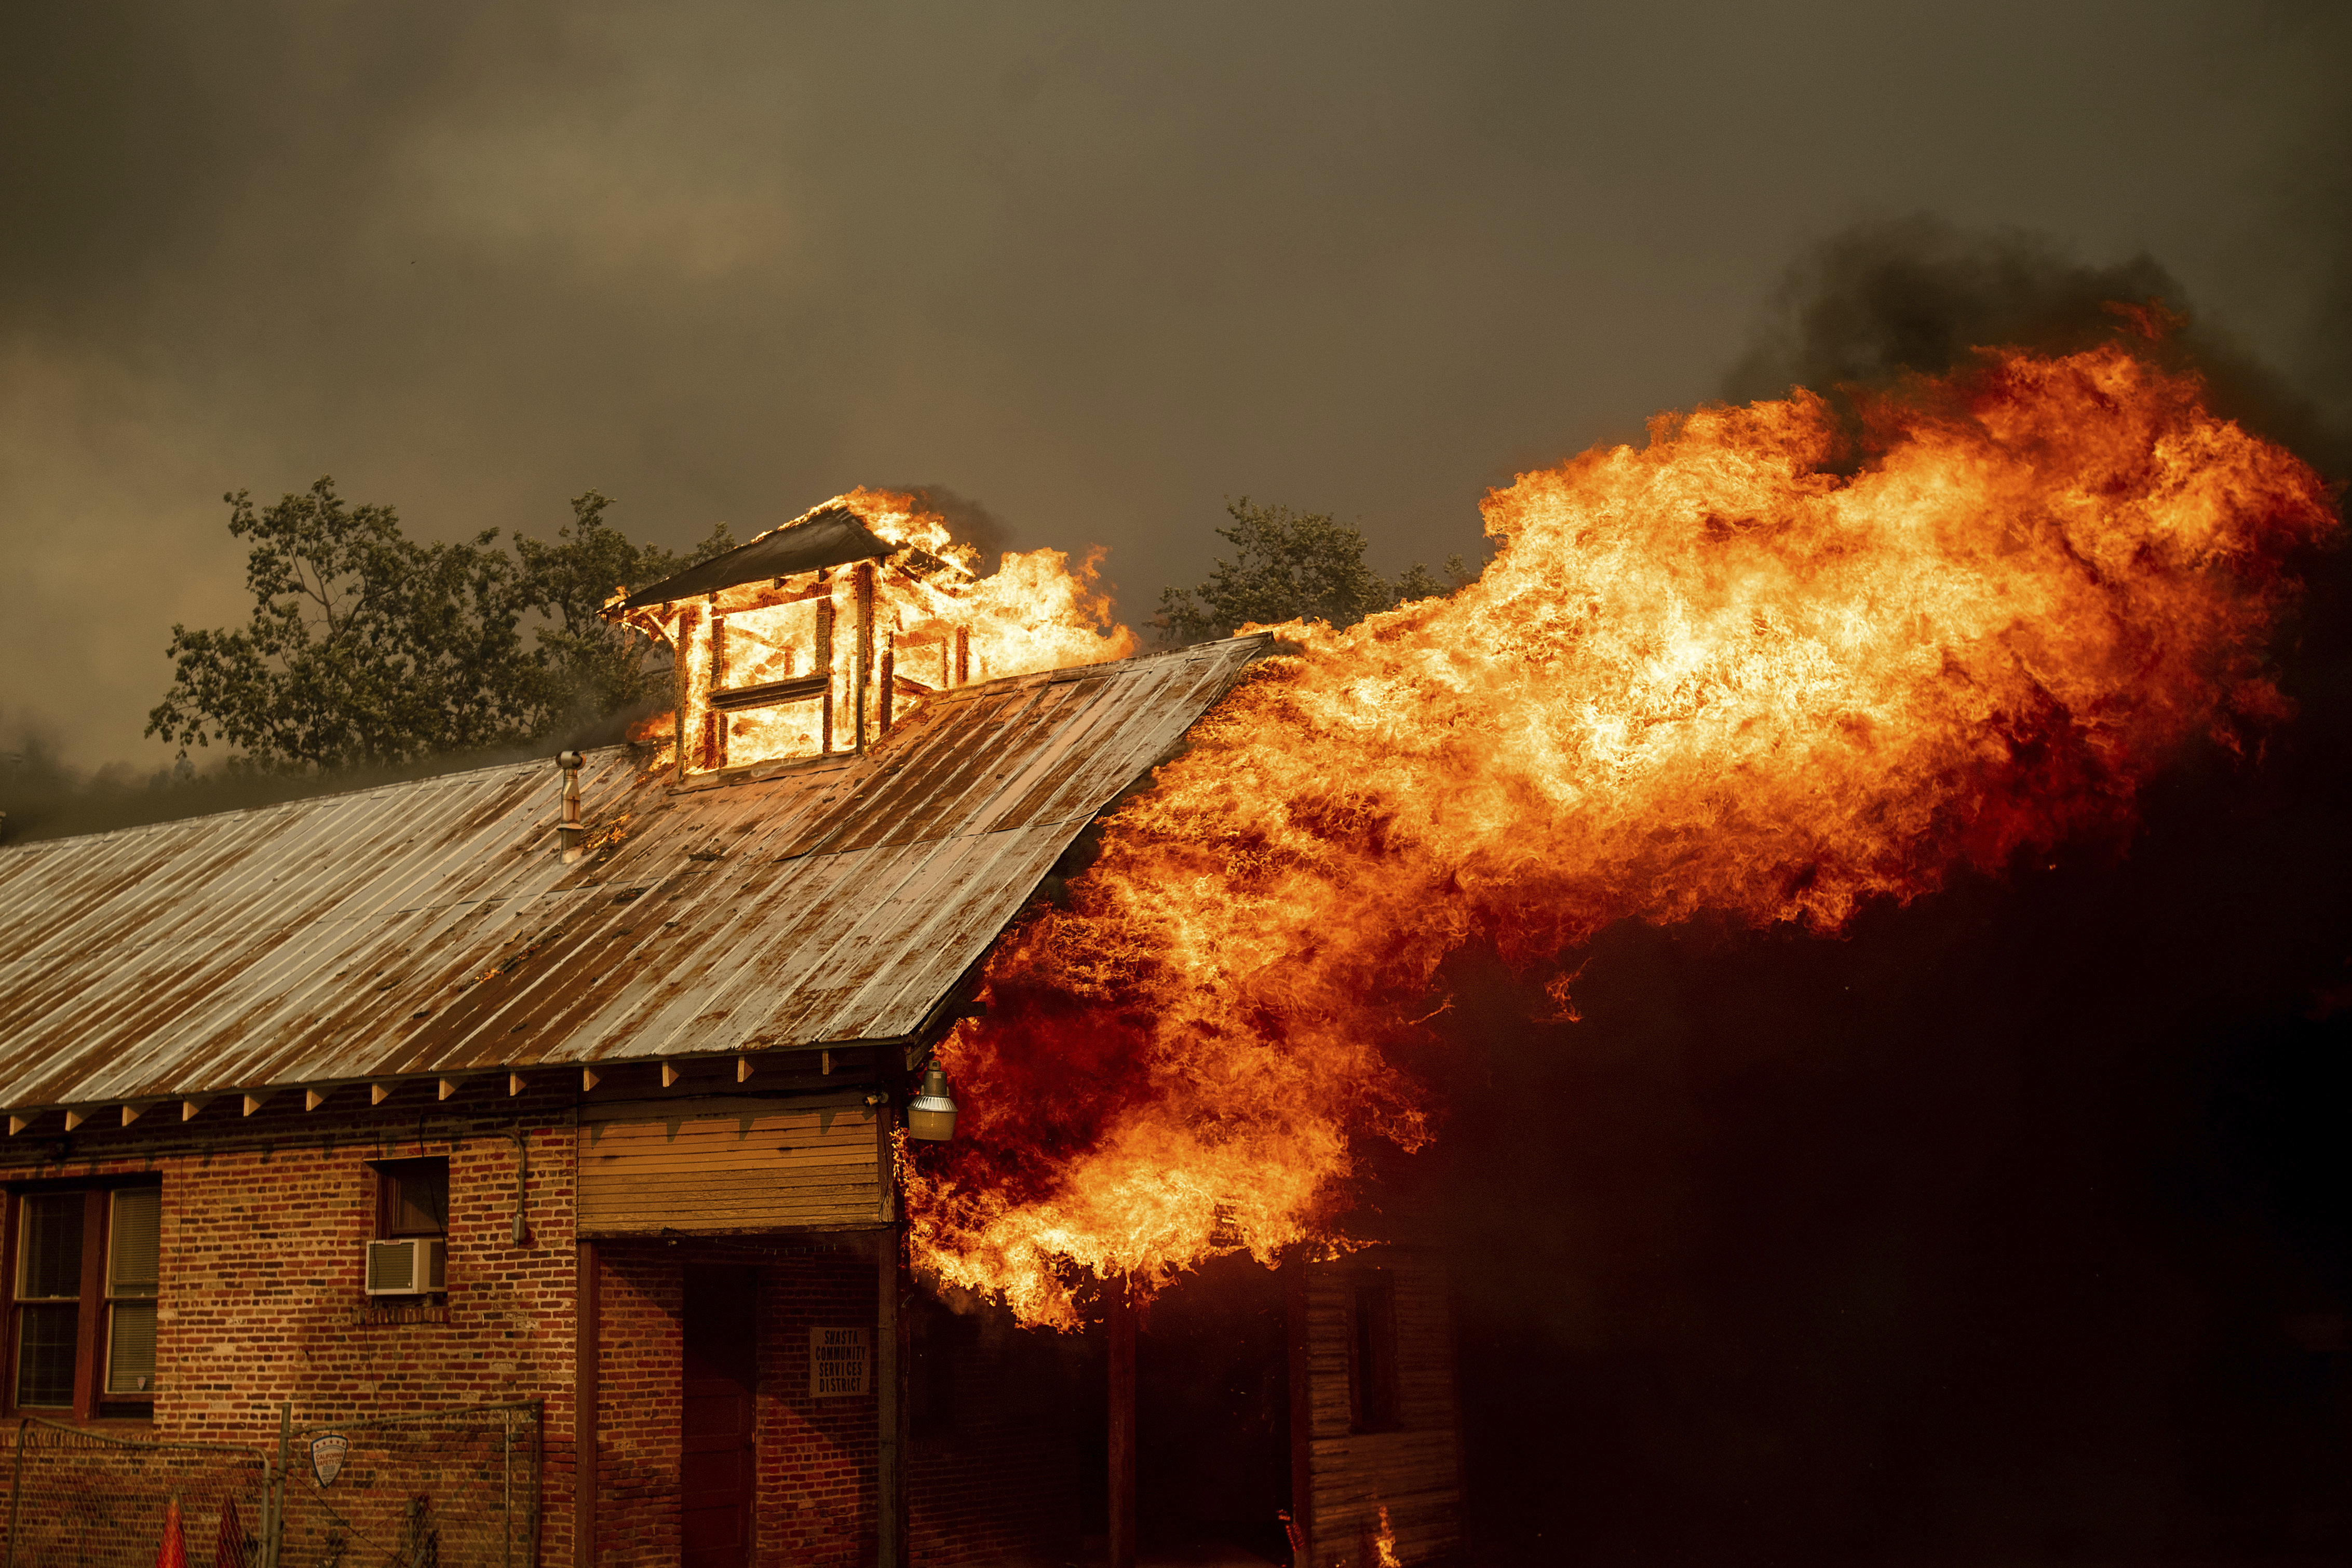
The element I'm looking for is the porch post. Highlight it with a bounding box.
[575,1238,599,1568]
[1286,1253,1313,1568]
[1108,1275,1137,1568]
[877,1226,905,1568]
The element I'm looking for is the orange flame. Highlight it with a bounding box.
[905,344,2337,1328]
[838,487,1140,680]
[613,488,1136,776]
[1374,1505,1401,1568]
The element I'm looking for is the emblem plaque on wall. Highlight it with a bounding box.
[309,1433,349,1486]
[810,1326,870,1397]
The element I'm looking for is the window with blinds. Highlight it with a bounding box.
[6,1183,161,1419]
[106,1187,160,1396]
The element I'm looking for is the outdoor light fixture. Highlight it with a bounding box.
[907,1063,958,1141]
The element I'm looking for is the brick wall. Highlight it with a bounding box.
[160,1120,578,1433]
[755,1244,879,1566]
[906,1307,1082,1563]
[2,1099,1085,1568]
[591,1240,681,1566]
[3,1097,585,1564]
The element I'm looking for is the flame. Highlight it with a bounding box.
[1374,1505,1401,1568]
[840,487,1140,681]
[905,343,2337,1328]
[613,489,1135,776]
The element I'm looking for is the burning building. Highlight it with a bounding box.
[0,494,1457,1568]
[611,487,1140,780]
[0,337,2333,1567]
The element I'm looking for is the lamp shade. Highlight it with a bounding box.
[907,1064,957,1142]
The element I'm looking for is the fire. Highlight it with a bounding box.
[838,488,1139,680]
[610,489,1135,776]
[1374,1505,1401,1568]
[905,343,2338,1328]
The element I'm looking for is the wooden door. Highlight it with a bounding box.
[682,1266,758,1568]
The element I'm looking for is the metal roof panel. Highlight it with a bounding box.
[0,636,1269,1111]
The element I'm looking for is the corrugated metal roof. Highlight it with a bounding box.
[0,636,1268,1114]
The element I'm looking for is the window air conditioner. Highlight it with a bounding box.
[364,1237,447,1296]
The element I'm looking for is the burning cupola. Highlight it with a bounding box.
[607,489,1135,780]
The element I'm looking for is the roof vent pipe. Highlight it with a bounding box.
[557,752,587,862]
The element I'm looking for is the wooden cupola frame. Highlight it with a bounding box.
[606,503,982,782]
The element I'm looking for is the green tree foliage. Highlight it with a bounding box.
[1155,497,1471,644]
[512,489,733,730]
[146,478,732,771]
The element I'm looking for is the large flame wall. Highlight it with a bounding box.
[907,345,2339,1328]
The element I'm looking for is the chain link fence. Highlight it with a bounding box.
[2,1418,265,1568]
[0,1404,537,1568]
[278,1403,539,1568]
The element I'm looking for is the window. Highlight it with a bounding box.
[6,1183,161,1420]
[372,1159,448,1238]
[1346,1268,1400,1434]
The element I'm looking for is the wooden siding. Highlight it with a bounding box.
[1298,1247,1462,1567]
[577,1094,884,1234]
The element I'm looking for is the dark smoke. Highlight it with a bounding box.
[1435,218,2352,1565]
[1724,214,2350,481]
[889,484,1020,562]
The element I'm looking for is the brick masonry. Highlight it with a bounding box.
[0,1090,1079,1566]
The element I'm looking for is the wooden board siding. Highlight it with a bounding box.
[578,1095,884,1234]
[1299,1247,1463,1567]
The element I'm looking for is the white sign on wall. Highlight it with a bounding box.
[810,1326,870,1397]
[309,1432,349,1486]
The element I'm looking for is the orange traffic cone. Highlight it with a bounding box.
[154,1494,187,1568]
[214,1496,250,1568]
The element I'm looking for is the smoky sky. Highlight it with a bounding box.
[3,0,2348,769]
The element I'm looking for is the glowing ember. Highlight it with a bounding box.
[906,343,2337,1328]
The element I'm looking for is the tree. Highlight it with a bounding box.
[1155,497,1470,644]
[512,489,733,732]
[147,478,732,772]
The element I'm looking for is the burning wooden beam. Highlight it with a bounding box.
[854,562,874,752]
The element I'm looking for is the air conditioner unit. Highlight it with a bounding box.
[364,1238,447,1296]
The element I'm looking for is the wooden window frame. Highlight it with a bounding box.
[370,1157,450,1240]
[2,1178,161,1423]
[1345,1266,1401,1435]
